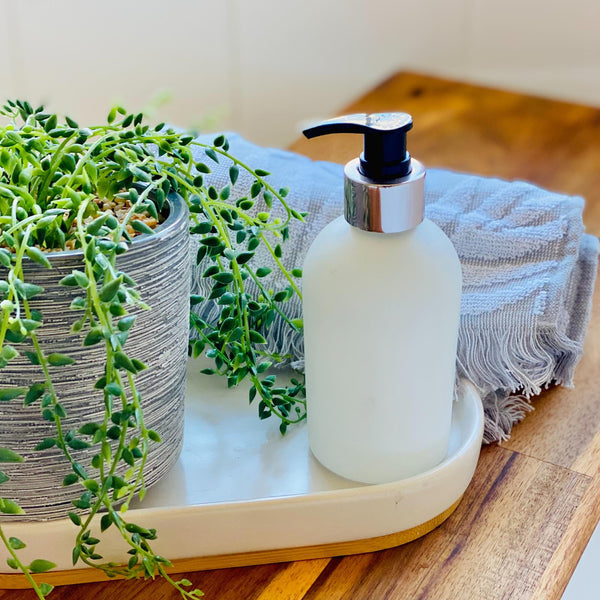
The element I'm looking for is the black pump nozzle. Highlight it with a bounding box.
[303,113,413,182]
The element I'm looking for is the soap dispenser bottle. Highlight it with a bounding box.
[302,113,462,485]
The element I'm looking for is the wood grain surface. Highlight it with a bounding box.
[3,72,600,599]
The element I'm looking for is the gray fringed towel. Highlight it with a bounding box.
[190,134,599,444]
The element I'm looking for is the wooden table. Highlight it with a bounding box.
[5,72,600,599]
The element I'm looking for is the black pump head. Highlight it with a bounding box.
[303,113,413,182]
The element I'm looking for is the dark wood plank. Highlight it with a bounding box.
[301,446,590,600]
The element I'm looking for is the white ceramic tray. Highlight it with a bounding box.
[0,359,484,584]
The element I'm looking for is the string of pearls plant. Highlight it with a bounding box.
[0,100,306,598]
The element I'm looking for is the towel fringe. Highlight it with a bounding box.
[457,319,582,442]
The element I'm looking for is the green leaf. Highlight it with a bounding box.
[59,273,78,287]
[203,266,219,278]
[83,479,99,493]
[0,498,24,514]
[98,277,122,303]
[83,327,104,347]
[29,559,57,574]
[0,388,26,402]
[67,438,90,450]
[0,448,23,463]
[86,214,109,236]
[0,345,19,361]
[63,473,78,486]
[0,248,11,267]
[257,361,272,373]
[73,270,90,288]
[236,252,254,265]
[114,351,136,373]
[107,107,117,124]
[256,267,271,278]
[131,220,154,235]
[13,280,42,299]
[6,558,18,570]
[205,148,219,163]
[25,246,51,268]
[107,426,120,440]
[131,358,147,372]
[100,514,113,532]
[190,222,212,235]
[39,582,54,596]
[24,351,40,365]
[219,317,236,333]
[25,383,46,406]
[251,182,262,198]
[105,382,123,396]
[78,423,99,436]
[8,537,25,550]
[0,471,10,485]
[122,448,135,466]
[42,408,54,422]
[200,236,222,248]
[20,318,42,332]
[229,165,239,185]
[72,462,87,480]
[47,353,75,366]
[212,272,233,284]
[148,430,162,443]
[117,315,136,331]
[249,331,267,344]
[44,114,57,132]
[34,438,57,451]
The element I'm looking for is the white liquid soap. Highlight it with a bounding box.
[302,113,462,484]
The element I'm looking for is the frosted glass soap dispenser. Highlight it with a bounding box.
[302,113,462,484]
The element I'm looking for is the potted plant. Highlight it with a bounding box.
[0,100,306,598]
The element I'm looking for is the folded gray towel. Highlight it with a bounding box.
[190,134,599,443]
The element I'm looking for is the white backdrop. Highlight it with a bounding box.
[1,0,598,147]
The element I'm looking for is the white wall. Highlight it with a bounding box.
[1,0,599,147]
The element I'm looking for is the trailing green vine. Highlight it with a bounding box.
[0,100,306,597]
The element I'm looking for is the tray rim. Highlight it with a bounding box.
[0,378,484,583]
[1,379,483,524]
[0,498,462,589]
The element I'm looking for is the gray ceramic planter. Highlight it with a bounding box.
[0,196,190,520]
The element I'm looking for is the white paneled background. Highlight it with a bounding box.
[1,0,599,147]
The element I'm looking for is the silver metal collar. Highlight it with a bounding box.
[344,158,425,233]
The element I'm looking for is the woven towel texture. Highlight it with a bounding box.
[190,134,599,443]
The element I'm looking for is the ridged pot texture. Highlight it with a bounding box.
[0,195,190,520]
